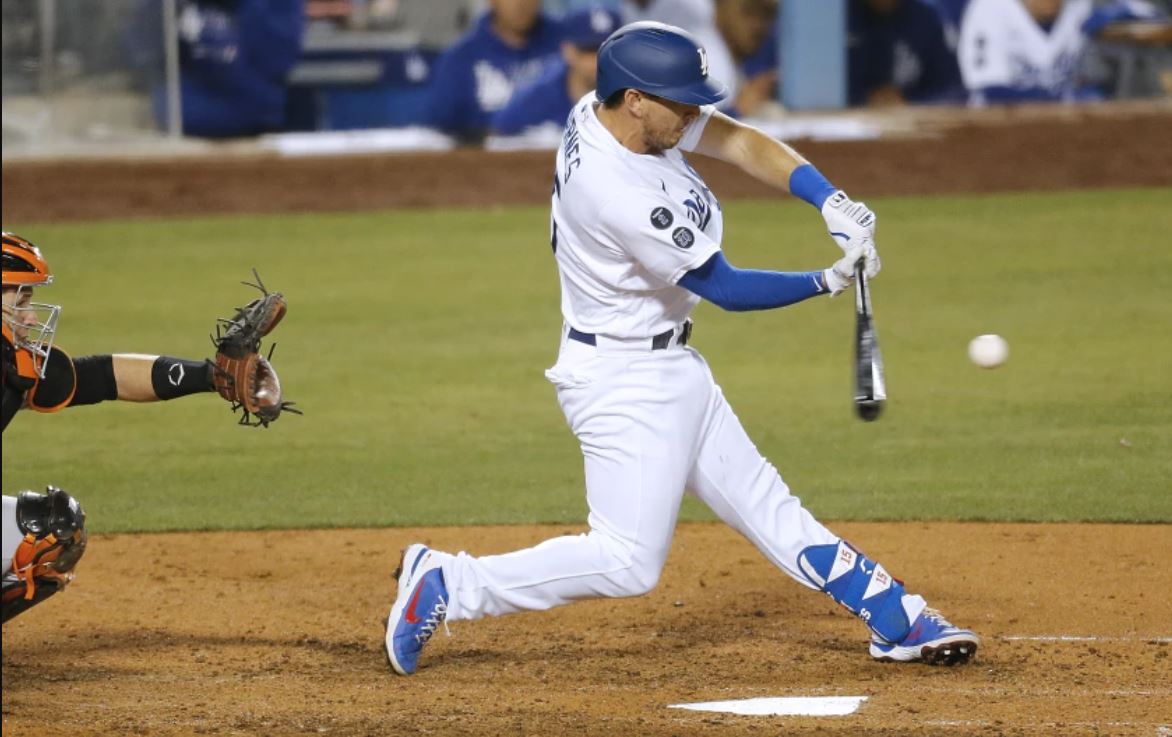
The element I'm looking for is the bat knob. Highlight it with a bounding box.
[855,400,883,422]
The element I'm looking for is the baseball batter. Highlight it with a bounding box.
[385,23,978,675]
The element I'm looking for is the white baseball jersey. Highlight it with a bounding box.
[958,0,1092,99]
[549,93,722,339]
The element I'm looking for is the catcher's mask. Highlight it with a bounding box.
[2,232,60,382]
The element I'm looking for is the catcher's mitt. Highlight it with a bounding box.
[210,269,300,427]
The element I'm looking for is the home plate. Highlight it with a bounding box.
[669,696,868,716]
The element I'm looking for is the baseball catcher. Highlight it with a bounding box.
[1,232,296,623]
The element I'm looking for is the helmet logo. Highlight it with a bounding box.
[697,47,709,78]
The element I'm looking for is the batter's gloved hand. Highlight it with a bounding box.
[823,240,880,296]
[821,191,876,253]
[209,269,300,427]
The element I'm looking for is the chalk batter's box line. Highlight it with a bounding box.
[999,635,1172,642]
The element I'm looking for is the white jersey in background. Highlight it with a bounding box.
[620,0,714,32]
[958,0,1092,100]
[550,92,722,339]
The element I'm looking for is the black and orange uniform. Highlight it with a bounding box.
[2,232,213,623]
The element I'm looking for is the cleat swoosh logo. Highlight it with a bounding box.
[404,584,425,624]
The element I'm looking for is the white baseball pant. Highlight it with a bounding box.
[440,327,840,621]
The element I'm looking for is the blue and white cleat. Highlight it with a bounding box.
[384,544,449,675]
[869,608,979,665]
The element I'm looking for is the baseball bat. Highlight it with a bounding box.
[853,260,886,422]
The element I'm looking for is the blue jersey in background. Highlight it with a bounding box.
[179,0,304,137]
[489,6,621,136]
[128,0,305,138]
[427,12,564,141]
[491,61,574,136]
[848,0,964,106]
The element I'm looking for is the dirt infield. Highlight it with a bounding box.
[3,103,1170,223]
[3,523,1170,736]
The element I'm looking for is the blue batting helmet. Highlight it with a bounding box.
[595,22,728,106]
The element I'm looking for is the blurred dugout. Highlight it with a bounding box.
[4,0,1169,155]
[2,0,173,155]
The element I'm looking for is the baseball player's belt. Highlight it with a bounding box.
[569,320,692,351]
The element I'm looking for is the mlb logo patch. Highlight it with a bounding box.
[672,227,695,249]
[650,207,674,230]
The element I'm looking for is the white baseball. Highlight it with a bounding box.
[968,334,1009,369]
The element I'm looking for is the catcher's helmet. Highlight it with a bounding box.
[2,232,60,382]
[2,232,53,288]
[595,22,728,106]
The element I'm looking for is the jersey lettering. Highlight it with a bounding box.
[562,116,582,183]
[473,61,515,112]
[680,160,718,233]
[683,189,711,231]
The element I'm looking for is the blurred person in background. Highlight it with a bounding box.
[923,0,971,47]
[491,6,622,136]
[128,0,306,138]
[848,0,966,106]
[692,0,779,116]
[427,0,564,141]
[957,0,1163,103]
[619,0,715,30]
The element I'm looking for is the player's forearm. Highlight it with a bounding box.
[110,354,213,403]
[697,113,809,191]
[696,113,842,210]
[678,252,826,312]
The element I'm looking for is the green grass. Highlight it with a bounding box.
[4,188,1171,532]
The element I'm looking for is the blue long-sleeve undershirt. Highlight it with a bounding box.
[678,252,826,312]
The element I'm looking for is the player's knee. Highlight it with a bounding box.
[606,548,664,597]
[625,562,662,596]
[2,486,87,624]
[586,531,666,597]
[603,565,660,597]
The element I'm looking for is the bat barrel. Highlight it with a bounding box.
[853,260,886,422]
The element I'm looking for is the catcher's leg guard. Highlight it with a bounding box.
[2,574,65,623]
[797,540,920,643]
[1,487,87,624]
